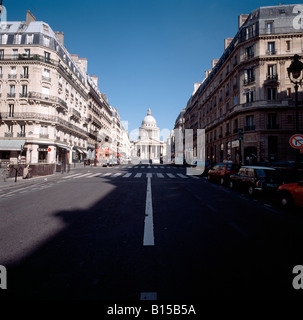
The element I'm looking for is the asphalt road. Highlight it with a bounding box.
[0,164,303,300]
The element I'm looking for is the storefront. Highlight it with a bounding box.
[0,140,25,164]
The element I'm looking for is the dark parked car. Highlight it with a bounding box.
[229,165,279,195]
[277,181,303,208]
[207,162,239,185]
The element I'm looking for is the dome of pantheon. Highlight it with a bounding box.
[141,108,157,128]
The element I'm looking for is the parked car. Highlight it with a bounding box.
[207,162,239,185]
[277,181,303,208]
[229,165,279,195]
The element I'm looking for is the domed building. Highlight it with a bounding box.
[133,108,166,163]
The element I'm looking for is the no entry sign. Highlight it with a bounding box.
[289,134,303,149]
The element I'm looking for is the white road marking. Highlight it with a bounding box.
[73,173,92,179]
[134,166,139,168]
[177,173,188,179]
[154,166,158,169]
[135,173,142,178]
[62,173,82,179]
[166,173,176,178]
[157,173,164,178]
[146,173,152,178]
[86,173,102,178]
[103,172,112,177]
[113,173,122,177]
[141,166,145,168]
[123,173,132,178]
[189,175,199,179]
[160,166,164,169]
[143,177,155,246]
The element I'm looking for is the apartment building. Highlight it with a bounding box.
[0,11,115,165]
[184,4,303,165]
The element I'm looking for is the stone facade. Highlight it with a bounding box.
[184,4,303,165]
[0,11,119,166]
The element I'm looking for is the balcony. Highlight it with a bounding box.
[8,74,17,79]
[244,125,255,131]
[39,134,49,139]
[267,124,280,129]
[7,93,16,98]
[266,50,277,55]
[28,92,68,111]
[42,76,51,82]
[225,131,230,136]
[19,93,28,98]
[5,132,13,137]
[243,76,255,85]
[17,132,26,137]
[20,74,29,79]
[0,112,89,138]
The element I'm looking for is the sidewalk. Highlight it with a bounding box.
[0,162,103,189]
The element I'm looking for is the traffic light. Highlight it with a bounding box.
[238,128,243,141]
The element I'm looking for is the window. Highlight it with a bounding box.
[0,67,2,78]
[244,68,255,84]
[226,84,229,97]
[43,69,50,81]
[246,25,254,39]
[9,85,15,97]
[286,40,291,51]
[24,49,30,58]
[21,85,27,97]
[266,22,273,34]
[43,36,50,47]
[19,125,25,137]
[245,45,254,59]
[42,87,50,98]
[245,90,254,103]
[0,49,4,60]
[267,42,276,55]
[268,113,278,129]
[44,51,50,62]
[233,95,238,106]
[233,76,237,89]
[8,104,14,117]
[12,49,18,60]
[287,88,291,97]
[23,66,29,78]
[14,34,22,45]
[245,115,254,131]
[1,34,8,44]
[234,118,238,132]
[26,34,34,45]
[267,88,277,101]
[267,64,277,80]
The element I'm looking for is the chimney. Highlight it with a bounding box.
[26,10,36,25]
[224,37,233,50]
[238,14,249,29]
[79,58,88,73]
[91,75,98,87]
[55,31,64,46]
[212,59,219,68]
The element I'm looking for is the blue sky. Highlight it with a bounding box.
[4,0,303,140]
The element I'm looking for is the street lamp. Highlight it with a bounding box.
[287,54,303,167]
[287,54,303,132]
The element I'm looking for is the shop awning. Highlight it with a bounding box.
[56,144,70,150]
[0,140,25,151]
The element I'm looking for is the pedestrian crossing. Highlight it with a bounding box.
[61,171,201,180]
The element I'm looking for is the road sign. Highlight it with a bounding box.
[289,134,303,149]
[48,148,52,152]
